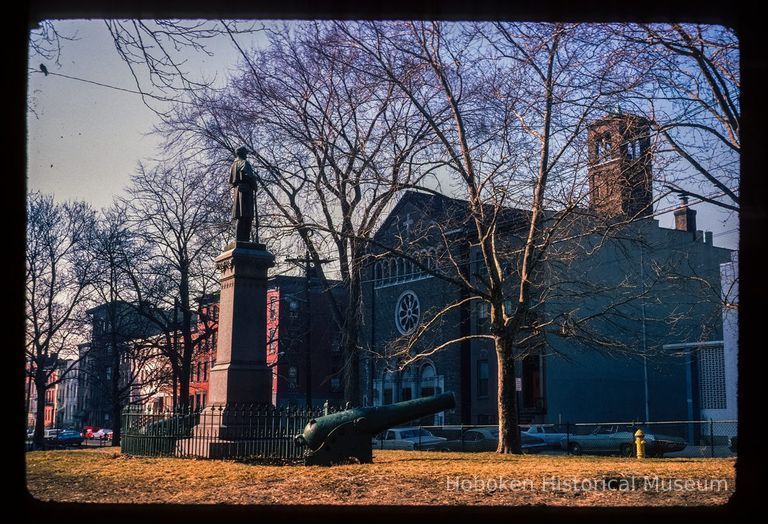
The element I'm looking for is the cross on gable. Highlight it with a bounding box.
[403,213,414,233]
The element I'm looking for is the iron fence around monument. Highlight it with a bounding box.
[121,404,337,461]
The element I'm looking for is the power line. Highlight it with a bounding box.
[40,70,181,104]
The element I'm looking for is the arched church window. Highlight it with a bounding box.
[596,133,611,162]
[419,363,438,397]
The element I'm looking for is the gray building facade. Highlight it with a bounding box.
[360,113,732,429]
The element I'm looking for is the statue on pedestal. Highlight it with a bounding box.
[229,146,260,243]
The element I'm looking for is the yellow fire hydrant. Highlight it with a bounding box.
[634,429,646,459]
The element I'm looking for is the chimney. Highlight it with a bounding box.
[673,195,697,233]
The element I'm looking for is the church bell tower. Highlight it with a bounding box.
[588,113,653,218]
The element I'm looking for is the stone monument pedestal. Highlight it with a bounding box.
[177,241,275,458]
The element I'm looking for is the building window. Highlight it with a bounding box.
[203,361,209,381]
[698,344,727,410]
[626,139,642,160]
[477,301,490,320]
[504,300,513,315]
[288,366,298,389]
[289,301,299,319]
[268,298,278,321]
[477,360,489,398]
[420,364,437,397]
[395,290,421,335]
[596,133,611,162]
[401,387,413,401]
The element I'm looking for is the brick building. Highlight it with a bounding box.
[266,275,346,408]
[137,276,345,411]
[25,365,59,430]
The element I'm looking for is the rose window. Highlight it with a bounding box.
[395,291,421,335]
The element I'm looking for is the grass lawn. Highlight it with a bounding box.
[26,447,735,506]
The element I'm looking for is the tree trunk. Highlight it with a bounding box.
[33,369,48,449]
[178,268,193,412]
[495,327,522,454]
[342,265,363,405]
[111,345,121,445]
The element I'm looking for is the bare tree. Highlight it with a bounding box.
[617,23,739,213]
[118,161,229,411]
[336,21,670,453]
[25,192,96,447]
[88,203,178,444]
[156,22,440,404]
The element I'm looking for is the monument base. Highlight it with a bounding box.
[207,363,272,408]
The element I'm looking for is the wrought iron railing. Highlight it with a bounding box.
[121,404,336,460]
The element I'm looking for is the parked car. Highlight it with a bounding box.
[43,429,62,440]
[521,424,570,449]
[92,428,113,440]
[560,425,686,457]
[434,427,548,453]
[51,429,84,448]
[372,427,447,450]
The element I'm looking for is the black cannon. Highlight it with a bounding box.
[295,392,455,466]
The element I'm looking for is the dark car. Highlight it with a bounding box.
[50,429,84,448]
[560,425,686,457]
[434,427,548,453]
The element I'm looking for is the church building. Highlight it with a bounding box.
[359,113,732,429]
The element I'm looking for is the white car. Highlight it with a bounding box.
[92,428,113,440]
[521,424,570,449]
[372,427,447,450]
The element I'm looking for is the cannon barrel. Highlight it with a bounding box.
[296,392,455,451]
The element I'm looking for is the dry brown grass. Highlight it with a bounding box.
[26,447,735,506]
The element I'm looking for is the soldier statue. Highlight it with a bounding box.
[229,146,260,243]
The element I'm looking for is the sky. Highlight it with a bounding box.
[26,20,739,252]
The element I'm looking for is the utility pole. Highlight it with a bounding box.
[286,251,332,409]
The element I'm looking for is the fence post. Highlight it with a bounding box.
[709,419,715,458]
[460,425,465,452]
[566,422,571,455]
